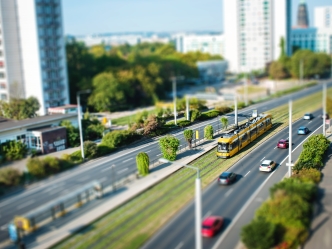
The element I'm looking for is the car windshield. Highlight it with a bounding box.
[261,163,269,166]
[218,143,229,152]
[220,175,228,179]
[279,141,284,144]
[202,225,211,229]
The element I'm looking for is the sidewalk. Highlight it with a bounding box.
[303,134,332,249]
[2,141,217,249]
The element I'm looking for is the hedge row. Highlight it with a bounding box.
[241,134,330,249]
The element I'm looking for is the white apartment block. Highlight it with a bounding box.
[175,34,224,57]
[0,0,69,116]
[224,0,291,73]
[314,6,332,29]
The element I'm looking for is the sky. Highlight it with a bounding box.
[62,0,332,36]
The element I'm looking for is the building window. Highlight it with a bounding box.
[0,72,5,78]
[0,93,7,100]
[0,83,6,89]
[0,61,4,67]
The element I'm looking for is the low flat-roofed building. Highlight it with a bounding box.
[0,113,77,154]
[48,104,79,115]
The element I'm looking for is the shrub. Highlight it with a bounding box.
[70,150,83,163]
[177,120,191,127]
[59,120,80,147]
[2,141,28,161]
[0,168,22,186]
[84,141,98,159]
[136,152,149,176]
[241,217,278,249]
[43,156,61,174]
[204,125,214,140]
[101,130,141,149]
[27,158,46,178]
[189,109,201,122]
[215,106,233,115]
[183,129,193,149]
[292,168,321,184]
[97,145,114,157]
[237,101,246,109]
[159,135,180,161]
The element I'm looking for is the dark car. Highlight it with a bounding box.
[297,126,310,135]
[201,216,224,237]
[321,113,330,119]
[217,171,237,185]
[277,139,289,149]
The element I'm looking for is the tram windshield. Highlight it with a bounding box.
[217,143,229,152]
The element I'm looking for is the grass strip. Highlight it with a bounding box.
[53,88,331,249]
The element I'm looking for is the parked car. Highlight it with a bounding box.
[277,139,289,149]
[201,216,224,237]
[303,113,313,120]
[297,126,310,135]
[259,160,276,172]
[217,171,237,185]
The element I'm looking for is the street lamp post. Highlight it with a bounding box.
[323,82,327,136]
[244,77,248,106]
[77,89,91,160]
[288,100,293,177]
[159,158,202,249]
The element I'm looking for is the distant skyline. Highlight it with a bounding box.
[63,0,332,36]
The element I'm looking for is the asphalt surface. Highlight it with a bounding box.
[142,109,324,249]
[0,81,331,244]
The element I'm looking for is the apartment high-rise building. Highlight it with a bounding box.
[0,0,69,115]
[224,0,291,73]
[314,6,332,29]
[297,0,309,28]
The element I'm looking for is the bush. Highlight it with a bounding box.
[177,120,191,127]
[43,156,61,174]
[159,135,180,161]
[136,152,149,176]
[70,150,83,163]
[199,110,219,121]
[215,106,233,115]
[2,140,28,161]
[0,168,22,186]
[204,125,214,140]
[237,101,246,109]
[292,168,321,184]
[189,109,201,122]
[84,141,98,159]
[101,130,141,149]
[97,145,114,157]
[27,158,46,178]
[241,217,278,249]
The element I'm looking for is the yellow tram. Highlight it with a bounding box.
[216,113,272,158]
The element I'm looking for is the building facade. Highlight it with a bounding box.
[0,0,69,115]
[224,0,291,73]
[297,0,309,28]
[314,6,332,29]
[175,34,224,57]
[196,60,227,84]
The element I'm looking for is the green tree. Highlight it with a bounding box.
[2,141,28,161]
[0,168,21,186]
[83,141,98,159]
[204,125,214,140]
[183,129,194,149]
[159,135,180,161]
[269,61,288,80]
[136,152,149,176]
[59,120,80,147]
[220,116,228,130]
[241,217,278,249]
[0,97,40,120]
[143,114,164,136]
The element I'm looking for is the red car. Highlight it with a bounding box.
[201,216,224,237]
[277,139,289,149]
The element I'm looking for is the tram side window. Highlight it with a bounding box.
[218,143,229,152]
[250,127,256,136]
[230,139,238,150]
[258,122,265,131]
[242,133,248,142]
[265,118,271,126]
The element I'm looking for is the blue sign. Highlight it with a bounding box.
[8,223,18,242]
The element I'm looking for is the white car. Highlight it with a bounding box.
[303,113,313,120]
[259,160,276,172]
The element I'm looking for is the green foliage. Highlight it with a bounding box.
[101,130,140,149]
[270,178,317,202]
[2,141,28,161]
[0,168,22,186]
[199,110,219,120]
[96,145,114,157]
[183,129,193,149]
[220,116,228,129]
[59,120,80,147]
[82,118,105,141]
[189,109,202,122]
[204,125,214,140]
[269,61,289,80]
[27,158,46,178]
[215,106,233,115]
[70,150,83,163]
[327,96,332,115]
[136,152,149,176]
[292,168,321,184]
[143,115,165,136]
[159,135,180,161]
[177,120,191,127]
[237,102,246,109]
[0,96,40,120]
[294,134,330,172]
[84,141,98,159]
[241,217,278,249]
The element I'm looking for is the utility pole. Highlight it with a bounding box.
[287,100,293,177]
[244,76,248,106]
[77,89,91,160]
[170,75,184,125]
[234,94,238,127]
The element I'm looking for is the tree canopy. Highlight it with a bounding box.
[0,96,40,120]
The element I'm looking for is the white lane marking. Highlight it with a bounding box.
[309,121,312,124]
[225,188,233,197]
[101,168,111,172]
[100,177,108,182]
[17,200,34,210]
[174,242,184,249]
[260,157,265,161]
[212,124,323,249]
[244,171,250,177]
[117,168,128,174]
[122,158,133,163]
[203,211,212,219]
[1,225,7,230]
[146,150,151,153]
[157,153,162,156]
[274,146,277,149]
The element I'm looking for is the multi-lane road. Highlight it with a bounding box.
[142,109,324,249]
[0,81,331,244]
